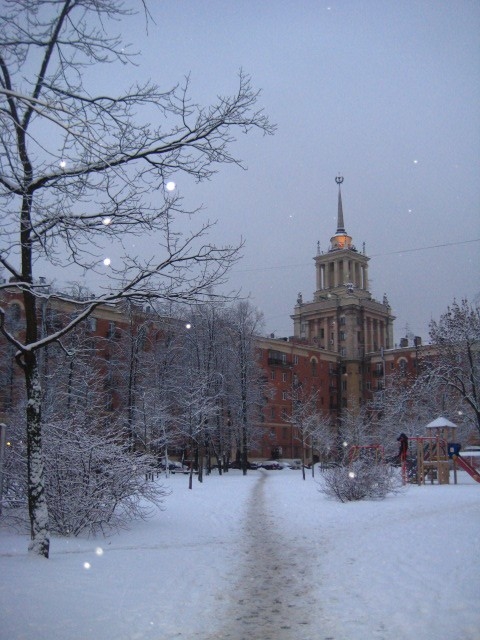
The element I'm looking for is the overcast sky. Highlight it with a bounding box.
[64,1,480,343]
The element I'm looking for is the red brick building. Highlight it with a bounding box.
[253,335,337,459]
[2,177,456,464]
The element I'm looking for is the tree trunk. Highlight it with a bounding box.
[25,355,49,558]
[301,437,306,481]
[198,440,204,483]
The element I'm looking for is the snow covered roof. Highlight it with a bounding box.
[425,416,458,429]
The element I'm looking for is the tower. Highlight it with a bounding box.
[291,176,395,412]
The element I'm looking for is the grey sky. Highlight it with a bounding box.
[65,1,480,342]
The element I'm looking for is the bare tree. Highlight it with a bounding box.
[283,385,320,479]
[426,298,480,437]
[127,315,181,458]
[224,301,266,475]
[175,365,219,490]
[369,369,467,448]
[0,0,273,556]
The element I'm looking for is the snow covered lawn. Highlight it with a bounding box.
[1,469,479,640]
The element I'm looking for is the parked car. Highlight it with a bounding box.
[259,461,284,470]
[287,459,303,470]
[228,460,259,470]
[159,461,188,473]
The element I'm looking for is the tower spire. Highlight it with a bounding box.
[329,175,353,252]
[335,175,346,234]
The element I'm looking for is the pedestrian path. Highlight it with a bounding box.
[212,471,320,640]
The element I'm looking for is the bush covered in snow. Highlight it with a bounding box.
[319,459,402,503]
[2,420,169,536]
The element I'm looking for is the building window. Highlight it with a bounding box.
[107,321,118,339]
[282,391,287,401]
[270,370,276,380]
[282,372,287,382]
[281,407,288,420]
[340,316,346,325]
[340,347,346,356]
[293,354,299,365]
[270,407,275,419]
[7,303,21,323]
[340,331,346,341]
[342,380,347,391]
[311,358,318,376]
[398,358,408,377]
[87,317,97,332]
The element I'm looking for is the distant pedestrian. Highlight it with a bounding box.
[397,433,408,461]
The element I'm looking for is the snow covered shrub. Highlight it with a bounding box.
[319,459,402,503]
[2,419,169,536]
[44,421,170,536]
[0,418,28,517]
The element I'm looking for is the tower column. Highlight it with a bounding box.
[368,318,374,353]
[363,265,368,290]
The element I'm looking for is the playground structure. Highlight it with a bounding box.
[405,417,480,485]
[347,444,384,465]
[343,417,480,486]
[450,449,480,483]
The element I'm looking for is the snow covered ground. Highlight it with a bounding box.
[1,468,479,640]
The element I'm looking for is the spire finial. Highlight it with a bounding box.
[335,175,346,234]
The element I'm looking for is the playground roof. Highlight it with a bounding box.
[425,416,458,429]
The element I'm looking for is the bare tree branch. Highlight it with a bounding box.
[0,0,274,557]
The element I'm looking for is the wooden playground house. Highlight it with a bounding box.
[409,417,458,485]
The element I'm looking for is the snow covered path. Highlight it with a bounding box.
[1,468,479,639]
[213,470,320,640]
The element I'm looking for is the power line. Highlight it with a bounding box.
[370,238,480,258]
[233,238,480,274]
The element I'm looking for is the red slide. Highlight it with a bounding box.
[452,454,480,483]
